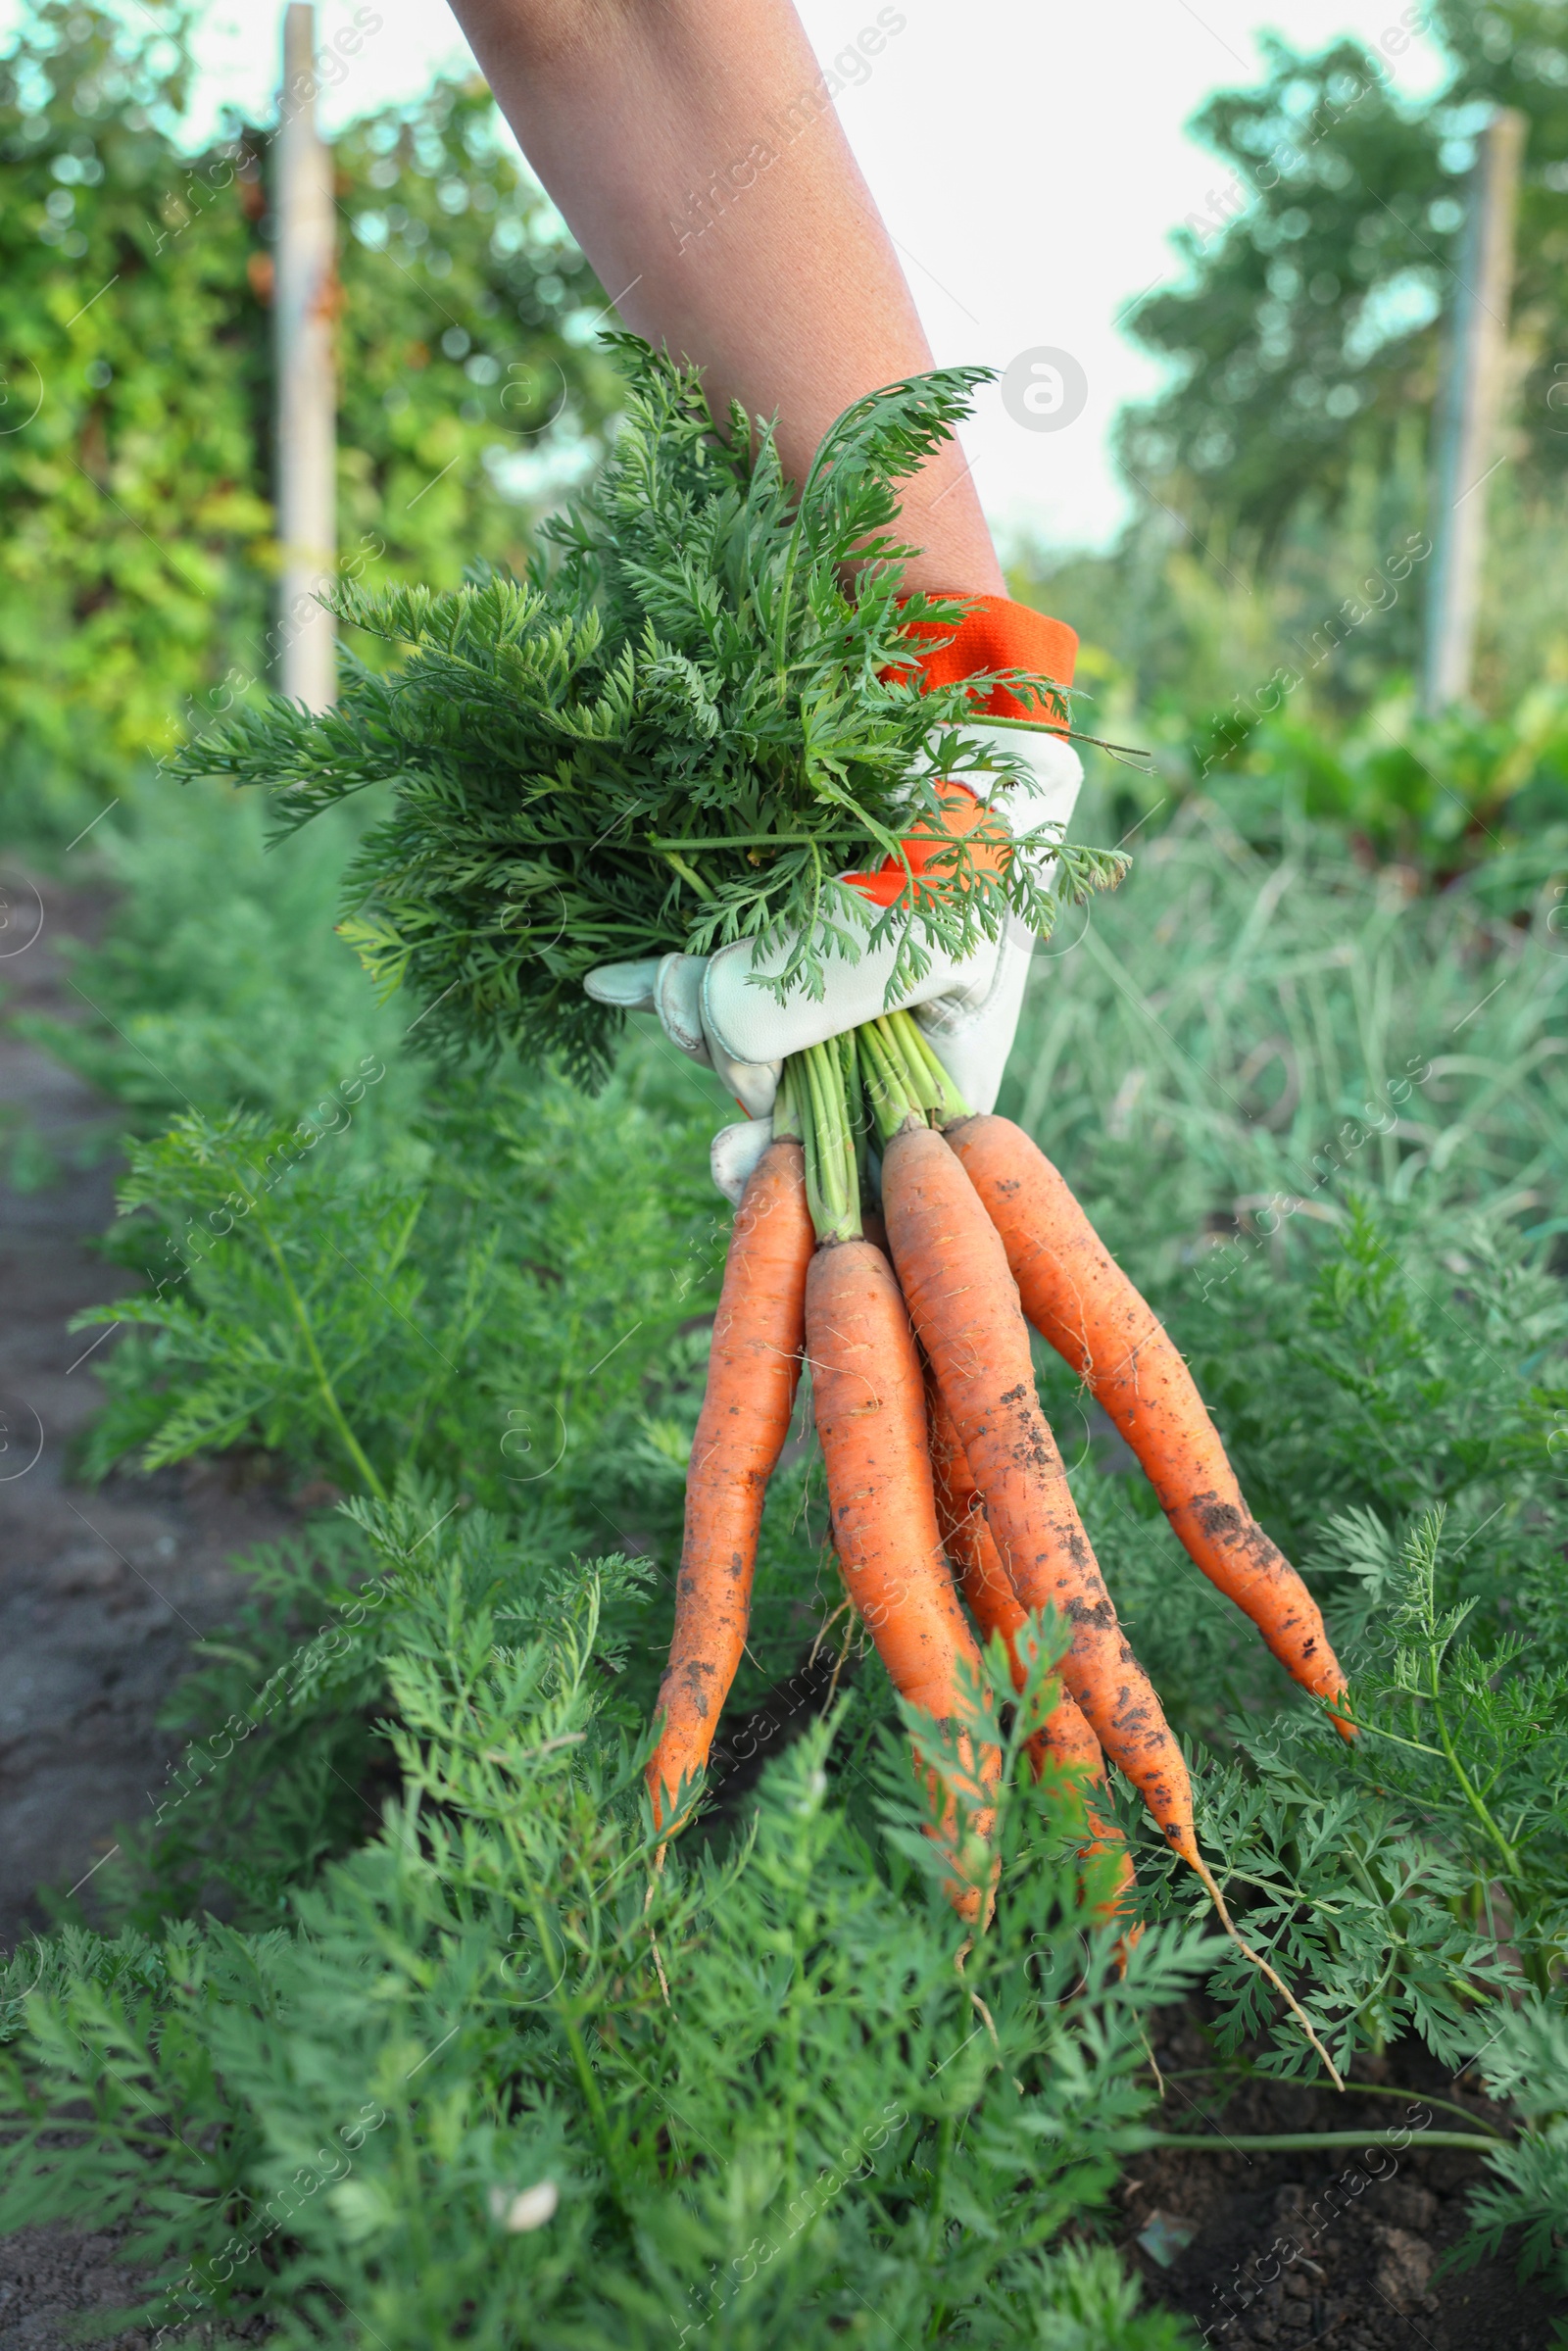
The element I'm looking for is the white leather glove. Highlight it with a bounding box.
[584,722,1082,1201]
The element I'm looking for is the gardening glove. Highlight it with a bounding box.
[583,596,1080,1201]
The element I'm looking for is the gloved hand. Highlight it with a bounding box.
[584,595,1081,1201]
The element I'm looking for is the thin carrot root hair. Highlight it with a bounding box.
[643,1866,672,2009]
[1190,1847,1344,2091]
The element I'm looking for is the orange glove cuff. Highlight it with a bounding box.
[849,595,1078,909]
[887,592,1078,728]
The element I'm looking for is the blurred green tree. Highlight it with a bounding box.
[0,0,620,833]
[1117,2,1568,557]
[1431,0,1568,452]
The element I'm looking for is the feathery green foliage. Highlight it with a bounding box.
[69,1055,724,1511]
[1120,1506,1567,2089]
[12,759,1568,2327]
[1458,1999,1568,2295]
[173,337,1124,1082]
[0,1497,1206,2349]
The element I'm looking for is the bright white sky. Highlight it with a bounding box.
[20,0,1453,549]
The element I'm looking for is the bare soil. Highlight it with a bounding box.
[1119,1998,1567,2349]
[0,868,294,2349]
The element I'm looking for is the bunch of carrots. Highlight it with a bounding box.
[188,316,1352,2056]
[652,996,1354,2069]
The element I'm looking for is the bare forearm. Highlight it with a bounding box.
[447,0,1004,595]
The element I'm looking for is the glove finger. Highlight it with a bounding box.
[701,928,977,1068]
[710,1117,774,1204]
[915,921,1034,1118]
[583,956,663,1012]
[653,953,712,1065]
[907,930,1004,1022]
[710,1042,780,1120]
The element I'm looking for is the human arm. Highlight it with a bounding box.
[442,0,1004,598]
[444,0,1081,1189]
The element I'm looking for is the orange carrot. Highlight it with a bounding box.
[880,1119,1200,1868]
[947,1113,1350,1732]
[924,1370,1092,1756]
[807,1234,999,1903]
[648,1138,813,1830]
[925,1368,1136,1926]
[873,1033,1339,2080]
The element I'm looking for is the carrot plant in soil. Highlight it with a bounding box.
[1,378,1565,2335]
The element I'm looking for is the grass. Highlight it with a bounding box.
[1007,785,1568,1244]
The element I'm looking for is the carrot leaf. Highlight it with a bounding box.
[169,337,1123,1083]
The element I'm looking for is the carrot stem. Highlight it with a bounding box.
[773,1058,802,1143]
[858,1018,924,1144]
[880,1013,935,1117]
[886,1007,969,1126]
[797,1040,860,1244]
[840,1029,869,1202]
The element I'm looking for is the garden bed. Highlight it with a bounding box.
[0,810,1563,2348]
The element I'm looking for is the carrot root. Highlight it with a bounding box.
[947,1113,1352,1734]
[924,1363,1137,1931]
[881,1121,1198,1868]
[648,1137,813,1831]
[807,1234,1000,1913]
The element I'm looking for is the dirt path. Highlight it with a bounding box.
[0,867,300,1953]
[0,866,304,2349]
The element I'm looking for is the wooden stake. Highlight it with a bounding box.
[1421,108,1527,716]
[274,3,337,710]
